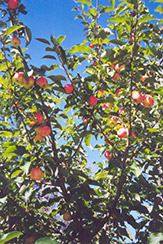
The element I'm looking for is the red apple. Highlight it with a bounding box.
[11,37,20,48]
[109,116,118,124]
[30,168,44,181]
[64,84,74,94]
[143,95,154,108]
[131,132,136,137]
[98,90,105,95]
[117,128,128,138]
[114,63,125,73]
[112,73,120,82]
[63,212,71,221]
[34,113,44,124]
[118,108,125,114]
[7,87,11,93]
[8,0,19,9]
[23,76,35,89]
[14,72,25,84]
[116,89,122,96]
[36,77,48,88]
[88,96,97,106]
[25,235,35,244]
[93,61,97,66]
[132,91,144,104]
[35,125,51,137]
[83,118,89,124]
[89,43,95,48]
[105,151,113,159]
[102,103,113,109]
[33,134,44,142]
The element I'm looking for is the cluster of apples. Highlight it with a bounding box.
[64,83,98,107]
[27,112,51,142]
[14,72,48,89]
[132,91,154,108]
[110,61,125,82]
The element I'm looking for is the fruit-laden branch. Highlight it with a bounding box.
[1,38,32,142]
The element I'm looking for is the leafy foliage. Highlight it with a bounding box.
[0,0,163,243]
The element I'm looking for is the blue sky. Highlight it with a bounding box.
[20,0,162,65]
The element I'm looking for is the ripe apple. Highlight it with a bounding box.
[109,116,118,124]
[112,73,120,82]
[14,72,25,84]
[89,43,95,48]
[117,127,128,138]
[116,89,122,96]
[63,212,71,221]
[132,91,144,104]
[88,96,97,106]
[140,74,148,82]
[36,77,48,88]
[83,118,89,124]
[114,63,125,73]
[7,87,11,93]
[11,37,20,48]
[25,235,35,244]
[8,0,19,9]
[105,151,113,159]
[33,134,44,142]
[35,125,51,137]
[129,34,135,43]
[23,76,35,89]
[93,61,97,66]
[64,84,74,94]
[143,95,154,108]
[98,90,105,96]
[102,103,113,109]
[119,108,125,114]
[30,168,44,181]
[33,113,44,124]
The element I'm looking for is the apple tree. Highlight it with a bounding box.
[0,0,163,243]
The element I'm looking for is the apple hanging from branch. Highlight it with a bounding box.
[30,168,44,181]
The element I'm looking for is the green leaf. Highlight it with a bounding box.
[89,7,98,17]
[150,0,163,2]
[130,162,142,177]
[138,14,156,24]
[77,0,92,6]
[110,39,124,45]
[148,232,163,244]
[42,55,56,60]
[0,196,8,205]
[0,76,8,87]
[0,21,6,27]
[5,25,24,36]
[47,75,66,82]
[0,231,22,244]
[69,44,92,54]
[155,5,163,13]
[36,38,50,45]
[110,0,115,8]
[57,35,66,44]
[35,237,59,244]
[85,133,92,147]
[51,34,58,46]
[25,25,32,46]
